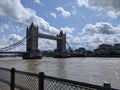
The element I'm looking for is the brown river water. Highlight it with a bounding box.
[0,57,120,88]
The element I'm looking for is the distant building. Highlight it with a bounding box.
[93,43,120,56]
[114,43,120,49]
[113,43,120,54]
[75,47,86,56]
[99,44,113,50]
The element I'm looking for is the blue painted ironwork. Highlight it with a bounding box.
[38,33,62,40]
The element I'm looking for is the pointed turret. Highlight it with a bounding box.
[30,22,35,29]
[59,30,63,36]
[36,25,38,30]
[31,22,34,26]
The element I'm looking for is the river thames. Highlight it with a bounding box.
[0,57,120,88]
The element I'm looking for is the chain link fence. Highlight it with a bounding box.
[0,67,118,90]
[44,76,97,90]
[15,70,39,90]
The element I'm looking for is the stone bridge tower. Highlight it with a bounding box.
[56,31,66,52]
[23,23,42,59]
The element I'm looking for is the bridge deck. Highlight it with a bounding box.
[38,33,62,40]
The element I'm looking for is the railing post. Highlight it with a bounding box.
[38,72,45,90]
[103,82,111,90]
[10,68,15,90]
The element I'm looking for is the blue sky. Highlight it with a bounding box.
[0,0,120,51]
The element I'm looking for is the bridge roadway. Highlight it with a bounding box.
[38,33,62,40]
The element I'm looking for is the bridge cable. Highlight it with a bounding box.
[0,36,28,51]
[66,41,73,52]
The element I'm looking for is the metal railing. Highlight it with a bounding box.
[0,67,118,90]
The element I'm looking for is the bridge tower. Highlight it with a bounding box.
[23,23,42,59]
[56,31,66,52]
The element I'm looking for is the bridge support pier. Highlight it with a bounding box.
[23,23,42,59]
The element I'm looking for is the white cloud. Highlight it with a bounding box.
[0,24,10,33]
[9,34,22,42]
[34,0,41,4]
[71,6,77,15]
[39,39,56,50]
[7,34,25,51]
[72,36,81,44]
[0,0,59,34]
[77,0,120,18]
[50,12,57,19]
[60,27,75,33]
[0,33,23,48]
[56,7,71,18]
[82,22,115,35]
[107,11,119,19]
[77,0,88,7]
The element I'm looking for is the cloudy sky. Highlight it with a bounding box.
[0,0,120,51]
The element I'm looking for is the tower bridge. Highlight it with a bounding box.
[24,22,66,59]
[0,22,68,59]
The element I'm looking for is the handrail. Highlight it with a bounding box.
[0,67,118,90]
